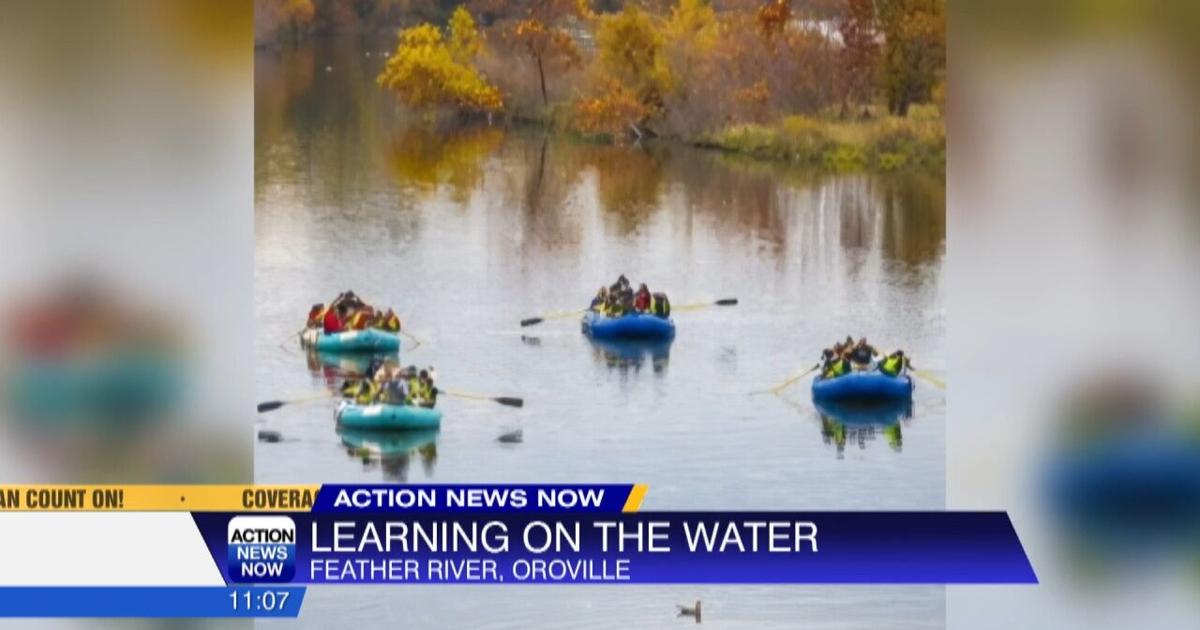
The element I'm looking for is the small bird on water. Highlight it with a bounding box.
[676,600,701,623]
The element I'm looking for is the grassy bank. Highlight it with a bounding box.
[504,104,945,173]
[694,109,945,172]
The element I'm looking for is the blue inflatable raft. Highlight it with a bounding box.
[581,311,675,341]
[301,328,400,353]
[811,370,913,402]
[336,400,442,430]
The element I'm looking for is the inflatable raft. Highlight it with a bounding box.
[581,311,675,342]
[301,328,400,353]
[335,400,442,430]
[811,370,913,402]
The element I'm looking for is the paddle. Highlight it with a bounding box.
[257,392,335,413]
[520,308,587,327]
[672,298,739,312]
[750,363,821,396]
[910,367,945,390]
[399,329,424,351]
[441,389,524,408]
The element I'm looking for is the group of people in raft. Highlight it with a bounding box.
[340,359,438,409]
[304,291,436,409]
[306,291,401,334]
[589,275,671,318]
[820,336,910,380]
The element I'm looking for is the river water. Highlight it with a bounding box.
[256,36,946,630]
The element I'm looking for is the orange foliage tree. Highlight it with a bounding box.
[508,0,588,106]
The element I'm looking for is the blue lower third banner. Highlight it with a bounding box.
[194,512,1037,584]
[0,587,306,617]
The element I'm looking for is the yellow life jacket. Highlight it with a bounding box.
[353,380,379,405]
[308,305,329,327]
[880,354,905,377]
[823,358,849,379]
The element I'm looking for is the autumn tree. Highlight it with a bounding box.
[755,0,791,45]
[377,9,503,113]
[596,5,671,112]
[509,0,587,106]
[837,0,879,114]
[878,0,945,115]
[447,5,484,61]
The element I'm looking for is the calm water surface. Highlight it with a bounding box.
[256,37,946,630]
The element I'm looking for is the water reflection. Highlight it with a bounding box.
[387,125,504,201]
[810,398,913,457]
[337,426,439,482]
[587,338,673,375]
[305,350,396,381]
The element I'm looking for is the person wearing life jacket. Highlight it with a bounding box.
[323,303,347,334]
[402,366,422,406]
[821,348,851,379]
[306,302,327,328]
[346,306,374,331]
[633,284,651,312]
[340,290,365,311]
[373,308,401,332]
[605,291,624,317]
[590,287,608,311]
[380,375,409,405]
[879,350,908,377]
[650,292,670,318]
[416,369,437,408]
[341,378,380,405]
[848,337,878,369]
[611,274,630,295]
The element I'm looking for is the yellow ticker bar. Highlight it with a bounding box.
[622,484,648,512]
[0,485,320,512]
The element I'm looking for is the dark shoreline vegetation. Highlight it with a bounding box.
[257,0,945,173]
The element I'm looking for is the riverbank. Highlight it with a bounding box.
[693,110,945,172]
[509,106,944,174]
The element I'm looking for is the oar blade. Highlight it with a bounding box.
[257,401,285,413]
[914,369,945,390]
[520,317,544,327]
[494,397,524,408]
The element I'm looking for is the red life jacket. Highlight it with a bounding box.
[323,310,344,334]
[634,291,651,312]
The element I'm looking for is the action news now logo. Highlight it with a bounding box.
[227,515,296,583]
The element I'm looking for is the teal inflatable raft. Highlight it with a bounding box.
[335,400,442,430]
[301,328,400,353]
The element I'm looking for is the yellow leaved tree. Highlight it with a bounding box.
[377,8,502,114]
[575,4,672,138]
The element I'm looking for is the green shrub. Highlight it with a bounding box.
[698,113,943,173]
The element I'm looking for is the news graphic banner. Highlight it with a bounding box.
[0,484,1036,617]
